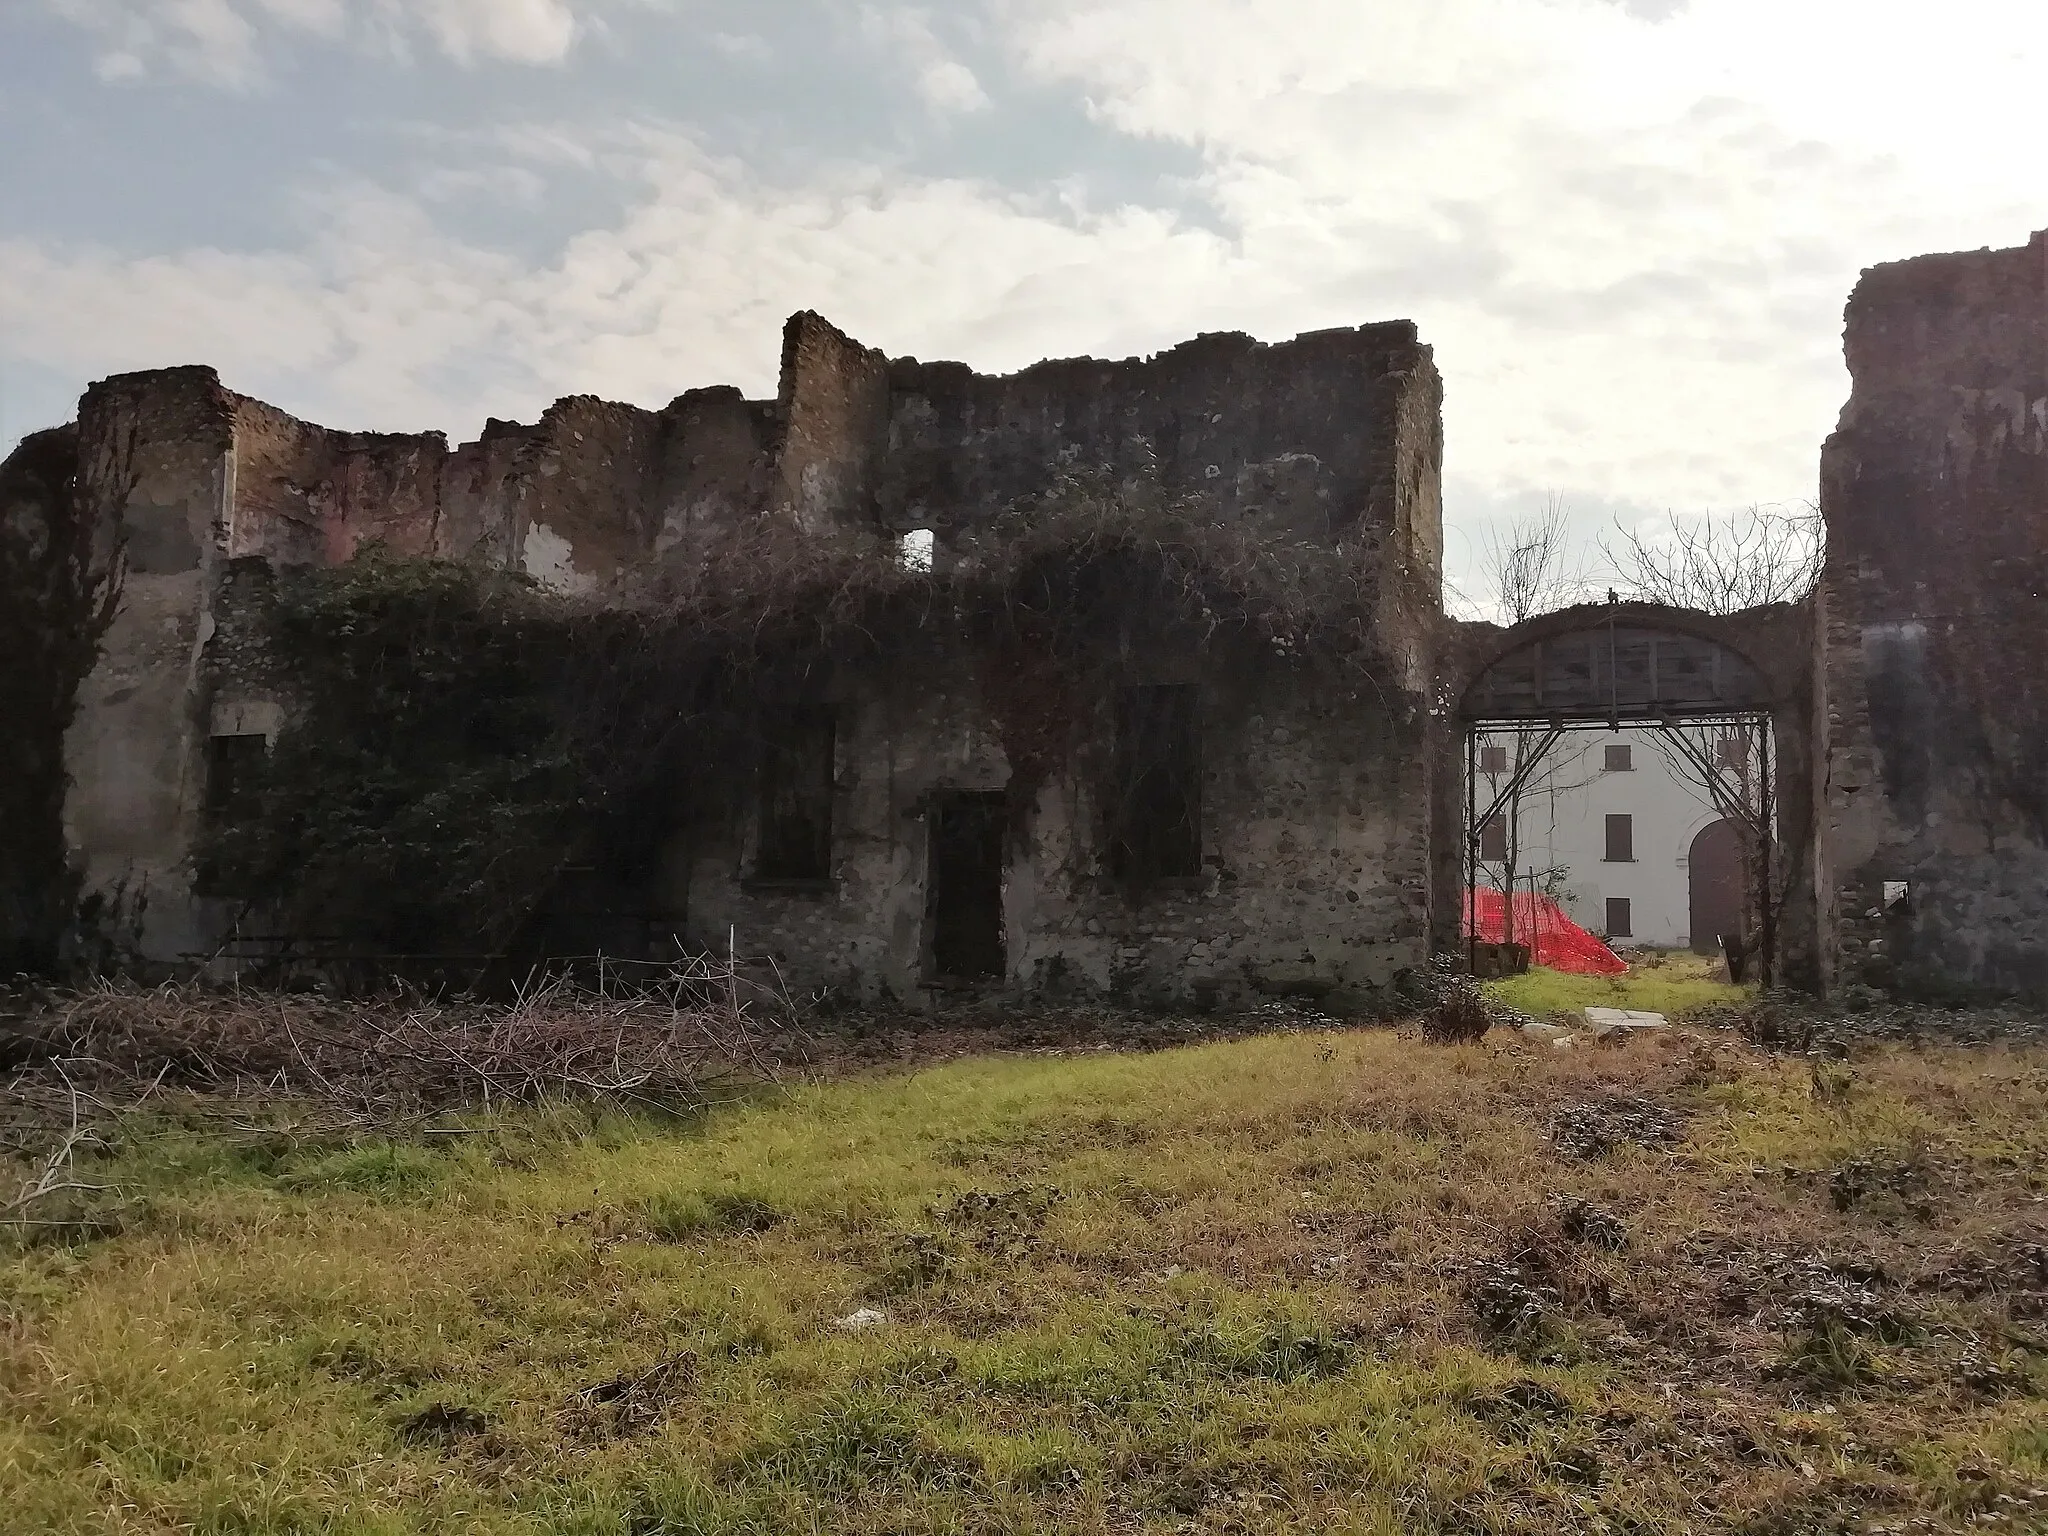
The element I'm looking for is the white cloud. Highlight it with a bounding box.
[707,30,770,62]
[49,0,266,88]
[10,0,2048,602]
[41,0,612,85]
[0,129,1247,443]
[383,0,578,66]
[994,0,2048,518]
[861,6,991,114]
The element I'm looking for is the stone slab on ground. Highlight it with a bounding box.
[1582,1008,1669,1038]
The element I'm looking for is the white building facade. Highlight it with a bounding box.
[1473,726,1750,952]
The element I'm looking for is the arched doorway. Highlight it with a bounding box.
[1448,601,1796,988]
[1688,818,1746,958]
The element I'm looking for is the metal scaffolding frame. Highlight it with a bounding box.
[1462,710,1775,988]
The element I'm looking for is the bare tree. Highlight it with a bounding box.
[1480,493,1594,624]
[1473,731,1601,949]
[1601,502,1819,981]
[1468,497,1595,949]
[1604,502,1821,615]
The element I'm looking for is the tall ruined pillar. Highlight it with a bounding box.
[1819,230,2048,999]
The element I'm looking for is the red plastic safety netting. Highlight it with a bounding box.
[1463,888,1628,976]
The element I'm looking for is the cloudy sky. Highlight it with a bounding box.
[3,0,2043,606]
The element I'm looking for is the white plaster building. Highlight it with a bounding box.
[1473,726,1750,952]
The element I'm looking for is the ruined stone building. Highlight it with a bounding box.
[2,230,2043,1003]
[3,315,1443,1008]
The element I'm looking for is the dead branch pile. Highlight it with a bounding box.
[2,955,786,1138]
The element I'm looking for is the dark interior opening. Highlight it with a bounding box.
[205,734,269,815]
[756,705,835,880]
[927,791,1007,982]
[1110,684,1201,880]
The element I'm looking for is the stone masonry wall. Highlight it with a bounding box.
[63,368,235,966]
[1820,231,2048,999]
[55,310,1440,993]
[679,636,1432,1010]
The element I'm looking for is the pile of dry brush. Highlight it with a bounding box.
[1,956,789,1153]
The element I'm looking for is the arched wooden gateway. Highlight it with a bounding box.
[1439,600,1817,992]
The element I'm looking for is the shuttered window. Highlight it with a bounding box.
[1604,813,1634,863]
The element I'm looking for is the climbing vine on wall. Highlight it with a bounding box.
[202,465,1402,961]
[0,425,128,977]
[198,553,589,956]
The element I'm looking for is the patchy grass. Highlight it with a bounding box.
[5,1020,2048,1534]
[1487,951,1752,1020]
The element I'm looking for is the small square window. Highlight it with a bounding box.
[1604,744,1634,772]
[1480,745,1508,774]
[1606,897,1633,938]
[1715,734,1750,769]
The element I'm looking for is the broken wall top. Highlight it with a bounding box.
[60,309,1442,602]
[1825,229,2048,594]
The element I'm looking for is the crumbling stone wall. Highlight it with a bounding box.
[0,424,116,973]
[877,321,1444,685]
[681,634,1430,1010]
[1820,231,2048,999]
[62,368,236,966]
[48,310,1443,999]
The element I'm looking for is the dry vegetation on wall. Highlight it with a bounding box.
[3,1014,2046,1534]
[0,427,127,976]
[204,464,1396,962]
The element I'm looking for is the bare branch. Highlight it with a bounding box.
[1602,503,1821,615]
[1478,494,1593,624]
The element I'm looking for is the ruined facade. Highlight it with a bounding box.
[23,314,1445,1009]
[10,228,2047,1006]
[1819,232,2048,999]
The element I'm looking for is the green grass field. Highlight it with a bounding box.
[1485,951,1752,1021]
[5,1018,2046,1534]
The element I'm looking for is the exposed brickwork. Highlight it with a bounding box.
[41,238,2048,1003]
[683,637,1429,1009]
[63,367,236,965]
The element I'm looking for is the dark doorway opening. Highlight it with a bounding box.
[927,791,1007,983]
[1688,817,1746,958]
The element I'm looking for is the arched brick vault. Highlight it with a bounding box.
[1428,599,1824,990]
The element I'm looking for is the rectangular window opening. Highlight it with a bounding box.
[1480,744,1508,774]
[1715,733,1750,769]
[1606,897,1633,939]
[1603,744,1634,772]
[756,706,836,881]
[1110,685,1201,881]
[205,733,269,814]
[1604,813,1635,863]
[1478,814,1508,862]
